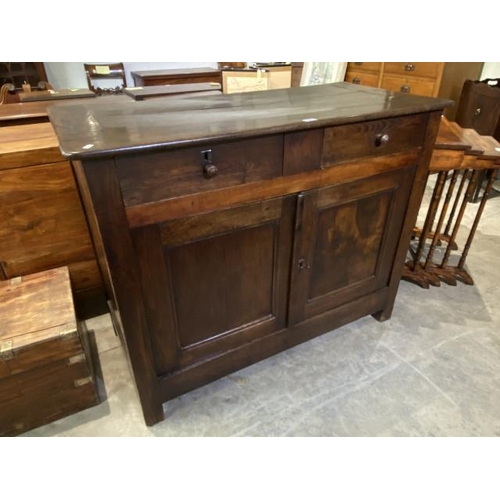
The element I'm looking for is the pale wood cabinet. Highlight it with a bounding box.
[345,62,484,119]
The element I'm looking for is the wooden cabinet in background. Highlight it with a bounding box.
[0,123,103,310]
[345,62,483,120]
[49,83,450,426]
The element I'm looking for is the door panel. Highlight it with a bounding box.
[132,196,294,375]
[289,167,416,324]
[309,190,392,298]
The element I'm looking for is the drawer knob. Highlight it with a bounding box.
[405,63,415,72]
[203,164,218,178]
[375,133,390,147]
[400,85,411,93]
[475,107,482,116]
[352,77,361,84]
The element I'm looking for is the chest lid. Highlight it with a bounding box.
[0,267,81,378]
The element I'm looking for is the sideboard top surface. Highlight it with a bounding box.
[48,83,452,160]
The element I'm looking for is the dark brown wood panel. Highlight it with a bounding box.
[117,134,284,206]
[134,197,295,374]
[126,150,422,227]
[132,224,179,374]
[309,190,392,298]
[322,114,427,166]
[169,224,275,348]
[74,157,164,425]
[284,128,324,175]
[372,111,443,321]
[289,167,416,324]
[160,197,282,246]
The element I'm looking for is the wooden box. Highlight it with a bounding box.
[0,267,99,436]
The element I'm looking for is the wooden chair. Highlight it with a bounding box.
[0,84,16,105]
[84,63,126,95]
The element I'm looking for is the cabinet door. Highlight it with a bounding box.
[131,196,294,375]
[289,167,415,325]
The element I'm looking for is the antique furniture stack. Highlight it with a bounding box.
[48,83,451,425]
[402,117,500,288]
[0,267,99,436]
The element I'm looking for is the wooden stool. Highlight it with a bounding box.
[0,267,99,436]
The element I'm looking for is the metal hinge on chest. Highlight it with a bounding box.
[0,340,14,360]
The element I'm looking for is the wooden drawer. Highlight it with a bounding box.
[321,114,428,166]
[117,134,284,207]
[381,75,436,97]
[384,62,442,79]
[347,62,382,72]
[345,70,379,88]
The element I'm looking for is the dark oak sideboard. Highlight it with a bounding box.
[48,84,451,426]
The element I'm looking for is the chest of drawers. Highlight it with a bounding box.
[48,84,450,426]
[345,63,483,120]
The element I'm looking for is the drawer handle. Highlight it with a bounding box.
[201,149,218,178]
[400,85,411,93]
[375,133,390,147]
[352,77,361,84]
[475,107,482,116]
[203,164,218,178]
[404,63,415,72]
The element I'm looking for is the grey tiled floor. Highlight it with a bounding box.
[23,187,500,436]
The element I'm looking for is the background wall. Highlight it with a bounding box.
[481,62,500,80]
[44,62,218,88]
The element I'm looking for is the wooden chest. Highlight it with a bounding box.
[0,267,99,436]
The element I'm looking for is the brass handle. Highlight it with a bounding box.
[400,85,411,93]
[475,107,482,116]
[375,133,390,147]
[352,77,361,84]
[404,63,415,72]
[203,164,218,178]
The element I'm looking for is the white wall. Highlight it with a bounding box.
[44,62,218,89]
[480,62,500,80]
